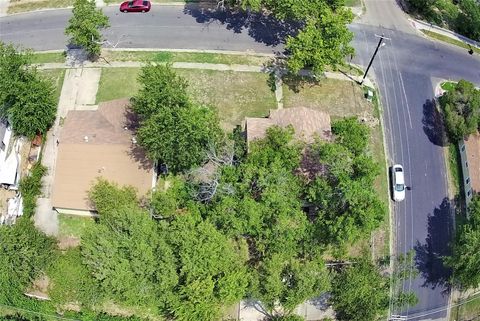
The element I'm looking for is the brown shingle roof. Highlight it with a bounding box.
[52,99,153,211]
[246,107,331,144]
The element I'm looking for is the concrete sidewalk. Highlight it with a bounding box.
[0,0,9,16]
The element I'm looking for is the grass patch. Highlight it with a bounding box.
[344,0,361,7]
[448,143,462,196]
[102,50,271,66]
[282,77,372,117]
[97,68,276,129]
[7,0,74,13]
[39,69,66,104]
[96,68,141,103]
[450,293,480,321]
[421,30,480,55]
[31,52,65,64]
[441,81,456,91]
[58,215,96,239]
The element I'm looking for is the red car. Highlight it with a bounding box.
[120,0,151,12]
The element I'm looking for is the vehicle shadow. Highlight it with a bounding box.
[422,98,448,147]
[182,3,301,48]
[414,197,454,292]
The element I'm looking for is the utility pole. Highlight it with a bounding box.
[359,34,390,85]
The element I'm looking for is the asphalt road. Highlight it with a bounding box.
[2,3,480,320]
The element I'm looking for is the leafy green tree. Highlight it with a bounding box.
[266,315,306,321]
[285,8,354,74]
[331,117,369,156]
[331,258,389,321]
[165,211,249,321]
[132,65,223,173]
[19,163,47,218]
[0,42,57,138]
[65,0,109,59]
[83,181,178,310]
[151,175,189,218]
[89,178,138,214]
[306,137,385,245]
[137,104,222,173]
[457,0,480,41]
[439,79,480,141]
[445,195,480,289]
[252,254,330,312]
[0,218,56,305]
[131,64,190,120]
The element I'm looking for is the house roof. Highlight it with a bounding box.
[245,107,331,144]
[52,99,154,211]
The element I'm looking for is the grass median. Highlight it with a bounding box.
[421,30,480,55]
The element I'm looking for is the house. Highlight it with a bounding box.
[0,119,21,189]
[51,99,155,215]
[245,107,331,145]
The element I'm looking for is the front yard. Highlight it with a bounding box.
[96,67,276,129]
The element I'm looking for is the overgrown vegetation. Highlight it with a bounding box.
[445,195,480,289]
[0,42,58,138]
[406,0,480,41]
[19,163,47,218]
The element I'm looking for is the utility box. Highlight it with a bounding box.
[366,89,374,102]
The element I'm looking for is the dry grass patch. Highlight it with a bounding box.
[97,68,276,129]
[8,0,74,13]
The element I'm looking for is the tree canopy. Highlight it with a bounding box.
[0,42,57,138]
[439,79,480,141]
[330,257,389,321]
[445,195,480,289]
[0,218,56,305]
[132,64,223,174]
[65,0,109,59]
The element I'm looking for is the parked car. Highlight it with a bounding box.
[391,164,405,202]
[120,0,151,12]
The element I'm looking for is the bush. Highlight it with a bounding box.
[19,163,47,218]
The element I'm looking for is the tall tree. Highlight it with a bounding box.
[165,211,249,321]
[83,181,178,310]
[439,79,480,141]
[285,8,354,74]
[457,0,480,41]
[445,195,480,289]
[331,258,389,321]
[0,42,57,138]
[132,64,223,173]
[65,0,109,59]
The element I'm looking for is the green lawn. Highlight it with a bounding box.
[96,68,276,129]
[451,293,480,321]
[102,50,271,66]
[422,30,480,55]
[441,81,456,91]
[58,215,96,239]
[39,69,66,104]
[32,52,66,64]
[8,0,74,13]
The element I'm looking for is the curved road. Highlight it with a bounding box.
[2,3,480,320]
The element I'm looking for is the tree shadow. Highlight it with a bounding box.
[414,197,454,291]
[183,3,301,47]
[123,108,153,171]
[422,98,448,147]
